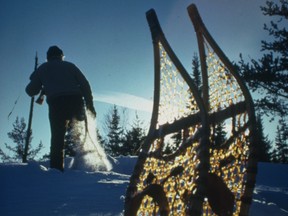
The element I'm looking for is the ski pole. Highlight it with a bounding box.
[23,52,38,163]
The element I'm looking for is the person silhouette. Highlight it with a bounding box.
[26,45,96,171]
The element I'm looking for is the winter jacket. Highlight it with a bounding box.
[25,59,93,105]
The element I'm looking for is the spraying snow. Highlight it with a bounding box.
[70,110,112,172]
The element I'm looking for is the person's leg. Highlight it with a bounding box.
[48,101,67,172]
[48,95,85,171]
[50,119,66,171]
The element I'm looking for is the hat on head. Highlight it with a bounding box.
[47,46,64,60]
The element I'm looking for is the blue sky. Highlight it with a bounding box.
[0,0,272,156]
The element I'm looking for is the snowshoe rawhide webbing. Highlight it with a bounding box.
[124,4,258,216]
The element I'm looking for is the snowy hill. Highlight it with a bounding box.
[1,156,287,216]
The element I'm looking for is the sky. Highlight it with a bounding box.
[0,0,272,157]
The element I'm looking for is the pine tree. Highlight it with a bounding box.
[191,53,202,94]
[274,118,288,163]
[104,105,124,156]
[238,0,288,119]
[64,122,78,157]
[0,116,43,162]
[255,114,272,162]
[211,121,227,147]
[122,113,146,156]
[270,148,278,163]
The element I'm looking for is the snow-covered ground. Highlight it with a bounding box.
[1,156,287,216]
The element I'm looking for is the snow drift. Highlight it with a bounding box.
[1,157,287,216]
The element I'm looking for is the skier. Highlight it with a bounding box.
[25,45,96,171]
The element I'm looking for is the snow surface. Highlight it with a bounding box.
[1,156,287,216]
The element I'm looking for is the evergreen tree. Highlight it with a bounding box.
[104,105,124,156]
[122,113,146,156]
[0,116,43,162]
[270,148,279,163]
[191,53,202,94]
[64,122,78,157]
[238,0,288,119]
[255,114,272,162]
[211,121,227,147]
[274,117,288,163]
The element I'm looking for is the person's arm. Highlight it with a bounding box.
[74,67,96,117]
[25,71,42,97]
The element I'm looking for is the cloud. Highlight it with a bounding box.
[93,91,153,113]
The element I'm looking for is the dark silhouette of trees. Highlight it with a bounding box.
[237,1,287,163]
[122,113,146,156]
[0,116,43,162]
[192,53,202,94]
[238,0,288,119]
[211,121,226,147]
[104,105,124,156]
[274,118,288,163]
[255,114,273,162]
[103,105,147,156]
[64,122,78,157]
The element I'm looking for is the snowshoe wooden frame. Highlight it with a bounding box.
[124,4,258,216]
